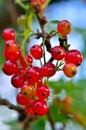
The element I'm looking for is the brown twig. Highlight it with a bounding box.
[0,98,24,114]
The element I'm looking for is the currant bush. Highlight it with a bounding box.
[1,0,83,120]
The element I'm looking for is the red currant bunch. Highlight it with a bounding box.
[2,16,83,117]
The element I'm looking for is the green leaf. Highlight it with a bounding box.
[49,20,59,24]
[31,117,46,130]
[49,80,86,116]
[0,37,5,70]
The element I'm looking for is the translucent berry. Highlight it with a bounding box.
[4,40,19,53]
[11,74,24,88]
[16,92,30,105]
[4,50,21,61]
[3,60,18,75]
[2,28,16,41]
[57,20,72,36]
[65,49,83,66]
[32,100,48,116]
[36,85,50,99]
[20,55,33,68]
[30,44,43,59]
[40,62,56,77]
[21,84,35,98]
[25,100,35,116]
[51,46,65,60]
[63,63,77,78]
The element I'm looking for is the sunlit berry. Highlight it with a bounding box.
[65,49,83,66]
[2,28,16,41]
[57,20,72,36]
[36,85,50,99]
[11,74,24,88]
[21,84,35,98]
[4,40,19,53]
[32,100,48,116]
[3,60,18,75]
[30,44,43,59]
[51,46,65,60]
[40,62,56,77]
[20,55,33,68]
[16,92,30,105]
[4,50,21,61]
[63,63,77,78]
[25,100,35,116]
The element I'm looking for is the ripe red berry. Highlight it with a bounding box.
[36,85,50,99]
[25,100,35,116]
[20,55,33,68]
[3,60,18,75]
[21,84,35,98]
[30,44,43,59]
[31,0,46,5]
[57,20,72,36]
[40,62,56,77]
[65,49,83,66]
[32,100,48,116]
[51,46,65,60]
[2,28,16,41]
[63,63,77,78]
[16,92,30,105]
[25,66,41,84]
[4,50,21,61]
[4,40,19,53]
[11,74,24,88]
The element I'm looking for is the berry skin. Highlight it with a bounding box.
[4,40,19,53]
[65,49,83,66]
[21,84,35,98]
[30,44,43,59]
[2,28,16,41]
[25,100,35,116]
[20,55,33,68]
[51,46,65,60]
[3,60,18,76]
[32,100,48,116]
[11,74,24,88]
[36,85,50,99]
[40,62,56,77]
[25,66,41,84]
[57,20,72,36]
[17,92,30,105]
[4,50,21,61]
[31,0,46,5]
[63,63,77,78]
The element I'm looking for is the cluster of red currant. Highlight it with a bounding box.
[2,19,83,117]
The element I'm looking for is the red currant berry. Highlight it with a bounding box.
[11,74,24,88]
[2,28,16,41]
[32,100,48,116]
[57,20,72,36]
[3,60,18,75]
[31,0,46,5]
[36,85,50,99]
[25,100,35,116]
[25,66,41,84]
[65,49,83,66]
[4,50,21,61]
[51,46,65,60]
[21,84,35,98]
[16,92,30,105]
[30,44,43,59]
[20,55,33,68]
[63,63,77,78]
[4,40,19,53]
[40,62,56,77]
